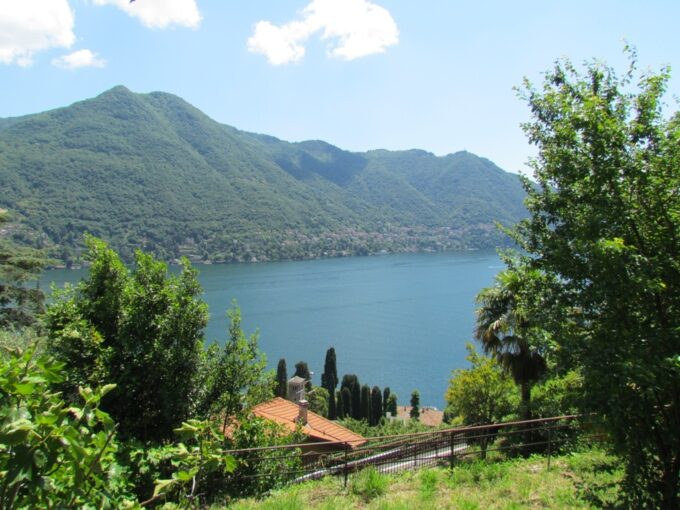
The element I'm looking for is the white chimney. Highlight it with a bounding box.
[297,399,309,425]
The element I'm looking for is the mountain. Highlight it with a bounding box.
[0,86,527,264]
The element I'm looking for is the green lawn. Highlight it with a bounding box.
[220,448,622,510]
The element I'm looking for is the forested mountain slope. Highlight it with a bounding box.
[0,86,526,264]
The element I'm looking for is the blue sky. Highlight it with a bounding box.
[1,0,679,174]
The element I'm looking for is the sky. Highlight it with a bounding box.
[1,0,679,175]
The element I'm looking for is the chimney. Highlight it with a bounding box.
[287,376,306,403]
[297,399,309,425]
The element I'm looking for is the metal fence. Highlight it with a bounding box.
[223,414,602,493]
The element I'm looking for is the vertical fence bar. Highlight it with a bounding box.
[449,432,455,470]
[547,423,552,469]
[343,442,349,488]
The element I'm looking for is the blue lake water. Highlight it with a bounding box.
[43,250,502,409]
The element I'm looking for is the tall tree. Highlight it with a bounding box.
[46,236,208,442]
[382,387,391,416]
[340,387,352,419]
[196,303,273,427]
[474,267,548,421]
[444,344,515,458]
[275,358,288,398]
[341,374,361,419]
[370,386,383,426]
[386,393,398,417]
[514,52,680,508]
[360,384,371,421]
[321,347,339,419]
[409,390,420,420]
[293,361,312,391]
[0,211,46,329]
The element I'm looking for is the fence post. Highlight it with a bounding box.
[343,442,349,489]
[449,432,455,470]
[547,424,552,470]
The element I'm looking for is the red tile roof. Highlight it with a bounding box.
[252,397,366,447]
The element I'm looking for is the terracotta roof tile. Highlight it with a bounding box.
[252,397,366,447]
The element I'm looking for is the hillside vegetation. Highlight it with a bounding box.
[227,448,622,510]
[0,86,526,264]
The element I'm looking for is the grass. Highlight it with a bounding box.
[222,448,623,509]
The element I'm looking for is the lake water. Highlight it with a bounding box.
[43,250,503,409]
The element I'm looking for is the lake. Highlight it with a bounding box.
[43,250,503,409]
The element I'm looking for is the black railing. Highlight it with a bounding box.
[223,415,602,494]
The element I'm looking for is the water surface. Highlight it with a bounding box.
[44,251,502,408]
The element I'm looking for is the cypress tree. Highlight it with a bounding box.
[275,358,287,398]
[336,390,345,419]
[360,384,371,422]
[410,390,420,420]
[371,386,383,426]
[386,393,398,417]
[351,381,361,419]
[382,387,391,416]
[293,361,311,390]
[321,347,338,419]
[341,387,352,419]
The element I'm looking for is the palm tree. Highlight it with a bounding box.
[474,268,547,421]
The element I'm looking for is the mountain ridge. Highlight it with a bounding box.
[0,86,526,264]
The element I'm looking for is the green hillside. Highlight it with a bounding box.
[0,86,526,264]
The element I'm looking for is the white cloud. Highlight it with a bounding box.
[0,0,75,67]
[52,48,106,69]
[248,0,398,65]
[92,0,201,29]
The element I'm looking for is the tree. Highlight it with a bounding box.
[307,386,329,418]
[514,52,680,508]
[195,303,273,427]
[321,347,338,419]
[370,386,383,426]
[293,361,311,390]
[382,387,391,416]
[444,344,515,458]
[0,211,46,329]
[342,374,362,419]
[474,267,548,421]
[386,393,398,417]
[360,384,371,421]
[340,387,352,419]
[275,358,288,398]
[46,236,208,442]
[409,390,420,420]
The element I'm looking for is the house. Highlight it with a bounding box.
[252,397,366,456]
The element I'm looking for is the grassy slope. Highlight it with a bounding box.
[224,449,622,510]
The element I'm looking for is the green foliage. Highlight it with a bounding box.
[0,212,46,329]
[194,302,273,425]
[409,390,420,420]
[385,393,398,417]
[148,419,236,507]
[0,343,136,508]
[351,466,388,501]
[474,265,549,420]
[444,344,516,427]
[0,87,527,265]
[46,236,208,442]
[515,51,680,508]
[307,386,329,418]
[223,416,303,498]
[339,416,431,438]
